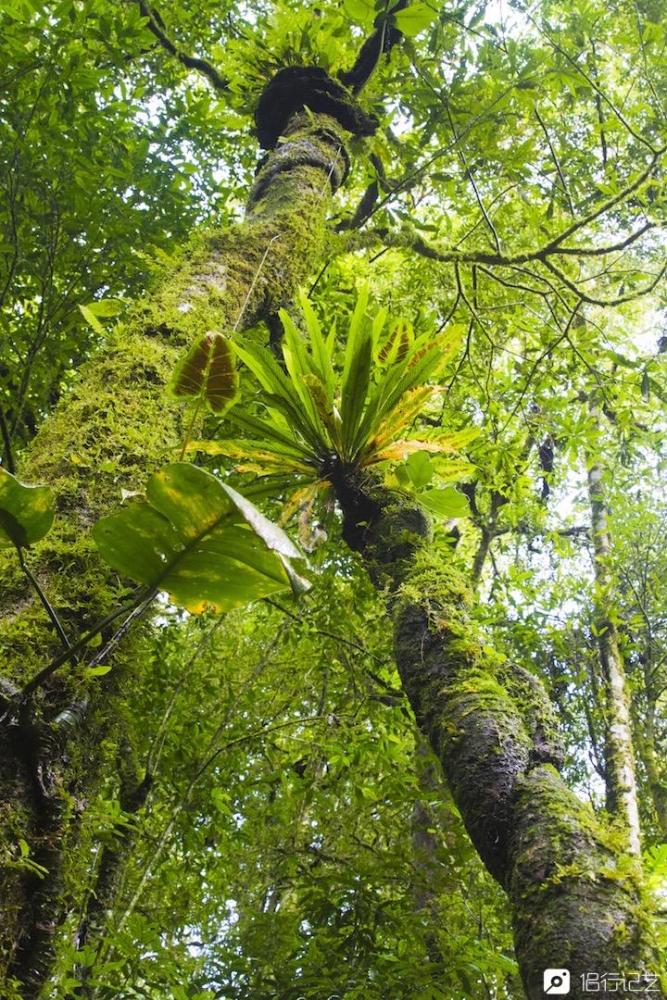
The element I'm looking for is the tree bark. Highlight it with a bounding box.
[332,470,664,1000]
[638,712,667,842]
[0,102,350,998]
[586,443,642,856]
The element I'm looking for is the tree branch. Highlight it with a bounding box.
[339,1,408,94]
[138,1,228,92]
[16,548,71,654]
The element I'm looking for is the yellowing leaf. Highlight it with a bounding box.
[186,439,313,473]
[279,479,330,526]
[371,434,470,462]
[366,385,441,454]
[408,324,465,374]
[206,334,239,413]
[376,318,414,366]
[170,332,239,415]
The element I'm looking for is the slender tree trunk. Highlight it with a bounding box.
[638,695,667,841]
[586,441,642,856]
[0,97,351,998]
[410,737,449,967]
[331,470,664,1000]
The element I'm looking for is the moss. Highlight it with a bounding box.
[509,765,662,997]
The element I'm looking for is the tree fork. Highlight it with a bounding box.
[331,469,664,1000]
[1,69,362,996]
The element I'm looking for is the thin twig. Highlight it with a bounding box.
[232,235,281,332]
[264,597,387,664]
[499,299,582,435]
[19,590,149,699]
[533,104,575,215]
[86,591,157,669]
[0,406,15,473]
[16,547,71,653]
[544,258,667,307]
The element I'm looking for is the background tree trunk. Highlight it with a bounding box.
[586,415,642,856]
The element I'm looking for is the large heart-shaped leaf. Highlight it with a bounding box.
[92,463,308,613]
[169,331,239,415]
[0,468,55,549]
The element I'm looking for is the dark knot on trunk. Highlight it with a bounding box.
[326,461,431,588]
[254,66,378,150]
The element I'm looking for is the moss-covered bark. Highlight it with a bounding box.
[0,106,349,998]
[333,471,665,1000]
[638,711,667,841]
[587,448,641,856]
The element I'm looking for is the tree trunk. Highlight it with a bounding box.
[586,444,642,856]
[638,694,667,842]
[410,737,449,967]
[332,470,664,1000]
[0,98,350,998]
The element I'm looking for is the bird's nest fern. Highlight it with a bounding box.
[178,288,477,540]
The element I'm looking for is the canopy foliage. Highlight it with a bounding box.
[1,0,666,996]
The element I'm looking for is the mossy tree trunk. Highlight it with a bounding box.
[332,470,664,1000]
[639,705,667,842]
[586,409,641,856]
[0,104,350,999]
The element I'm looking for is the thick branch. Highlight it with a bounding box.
[339,1,408,94]
[137,1,228,92]
[1,95,354,994]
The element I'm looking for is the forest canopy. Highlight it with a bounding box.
[1,0,666,998]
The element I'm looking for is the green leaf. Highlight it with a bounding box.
[78,303,105,334]
[281,311,326,435]
[405,452,434,488]
[419,486,470,519]
[342,0,375,24]
[225,409,313,457]
[234,341,322,449]
[296,290,335,401]
[341,288,373,457]
[92,463,308,613]
[84,664,113,678]
[0,467,55,549]
[84,298,124,318]
[394,2,439,36]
